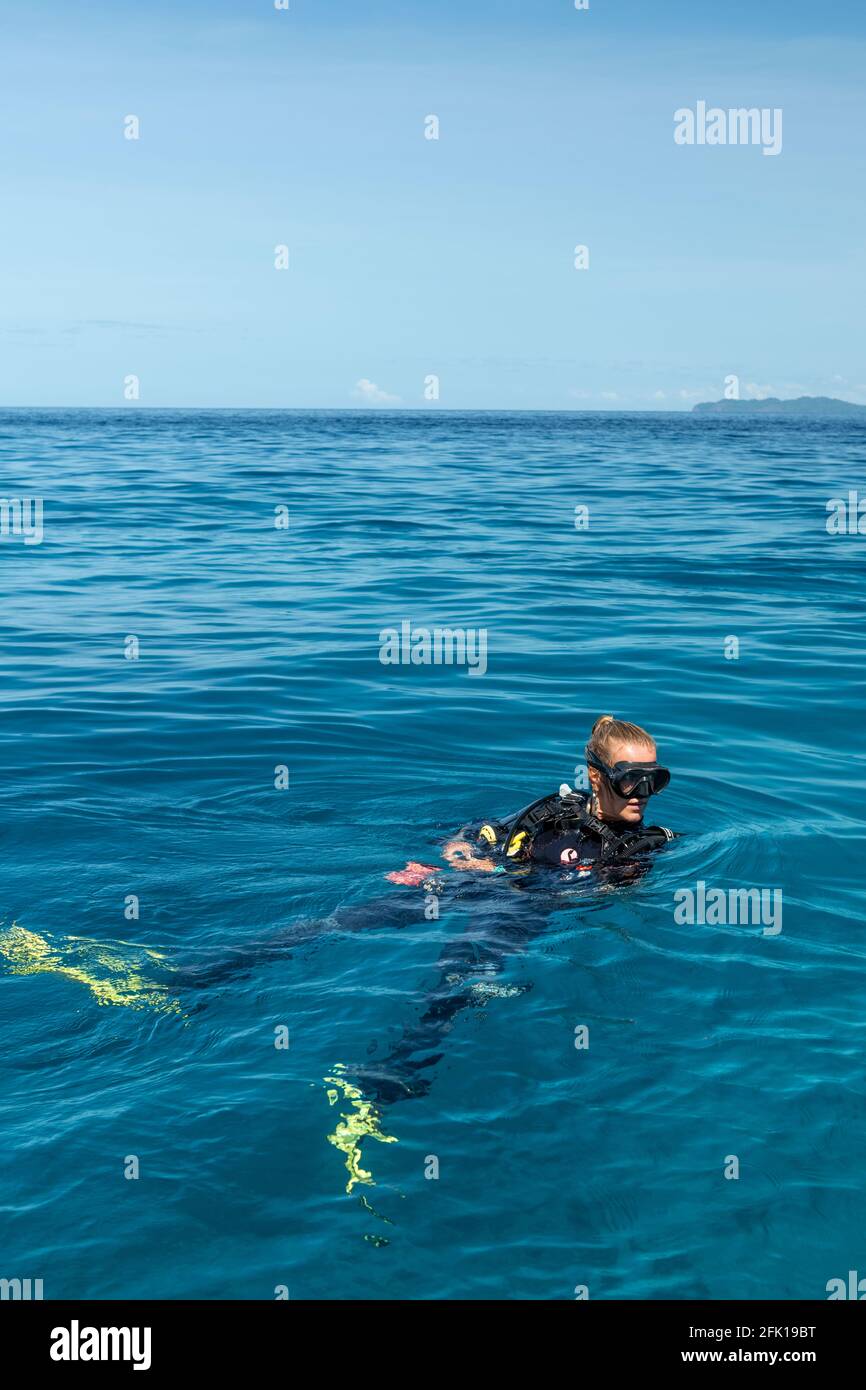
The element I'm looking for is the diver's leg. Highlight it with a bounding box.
[345,903,552,1105]
[172,886,447,989]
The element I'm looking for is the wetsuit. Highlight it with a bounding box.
[177,795,676,1104]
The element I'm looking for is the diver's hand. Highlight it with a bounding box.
[442,838,498,872]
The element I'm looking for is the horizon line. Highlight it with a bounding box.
[0,403,697,414]
[1,403,863,417]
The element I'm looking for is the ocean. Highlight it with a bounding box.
[1,407,864,1300]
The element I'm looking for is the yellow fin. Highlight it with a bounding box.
[0,923,183,1017]
[324,1064,397,1194]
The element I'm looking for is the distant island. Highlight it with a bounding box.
[693,396,866,416]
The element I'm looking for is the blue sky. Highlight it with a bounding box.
[1,0,864,409]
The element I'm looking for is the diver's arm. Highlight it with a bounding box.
[441,838,499,872]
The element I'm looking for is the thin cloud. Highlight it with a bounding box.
[352,378,400,405]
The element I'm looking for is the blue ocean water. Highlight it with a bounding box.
[1,408,864,1301]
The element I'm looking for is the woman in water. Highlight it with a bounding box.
[352,715,676,1103]
[428,714,674,878]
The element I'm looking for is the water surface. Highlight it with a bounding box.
[1,409,864,1300]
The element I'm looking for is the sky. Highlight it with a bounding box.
[0,0,864,409]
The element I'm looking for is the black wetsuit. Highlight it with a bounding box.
[349,804,676,1102]
[175,802,675,1105]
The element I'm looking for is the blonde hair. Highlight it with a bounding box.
[587,714,656,761]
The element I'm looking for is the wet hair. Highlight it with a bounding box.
[587,714,656,762]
